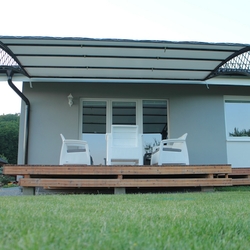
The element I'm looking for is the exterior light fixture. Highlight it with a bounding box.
[68,94,73,107]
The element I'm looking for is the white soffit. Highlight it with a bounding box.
[0,36,250,84]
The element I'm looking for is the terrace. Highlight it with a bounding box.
[3,164,238,195]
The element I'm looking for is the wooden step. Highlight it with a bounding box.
[20,178,232,188]
[4,164,232,175]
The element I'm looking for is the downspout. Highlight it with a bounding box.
[6,70,30,165]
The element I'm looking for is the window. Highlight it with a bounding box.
[143,100,168,137]
[112,101,136,125]
[80,99,168,164]
[82,101,106,134]
[225,97,250,167]
[225,99,250,137]
[82,101,107,165]
[143,100,168,153]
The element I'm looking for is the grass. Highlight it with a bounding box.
[215,186,250,192]
[0,190,250,250]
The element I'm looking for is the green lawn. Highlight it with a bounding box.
[1,189,250,250]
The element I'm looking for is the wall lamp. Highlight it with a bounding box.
[68,93,74,107]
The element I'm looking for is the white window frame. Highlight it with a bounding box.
[224,95,250,167]
[224,95,250,142]
[79,98,169,164]
[78,98,108,138]
[79,98,169,136]
[109,99,139,133]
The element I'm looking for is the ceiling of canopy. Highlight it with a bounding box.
[0,36,249,84]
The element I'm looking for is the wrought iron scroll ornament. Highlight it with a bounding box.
[0,48,19,67]
[0,44,28,76]
[206,48,250,80]
[218,51,250,76]
[0,48,21,75]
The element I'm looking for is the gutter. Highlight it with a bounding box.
[6,70,30,165]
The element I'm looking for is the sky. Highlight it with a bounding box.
[1,0,250,114]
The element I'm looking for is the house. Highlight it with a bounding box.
[0,36,250,168]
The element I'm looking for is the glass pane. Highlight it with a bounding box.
[142,100,168,165]
[82,134,106,165]
[225,101,250,137]
[143,100,168,138]
[82,101,106,134]
[112,101,136,125]
[143,133,162,153]
[82,101,107,165]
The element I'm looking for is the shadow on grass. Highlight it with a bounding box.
[215,186,250,192]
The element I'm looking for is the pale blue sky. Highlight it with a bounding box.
[1,0,250,114]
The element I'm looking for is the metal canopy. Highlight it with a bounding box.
[0,36,250,83]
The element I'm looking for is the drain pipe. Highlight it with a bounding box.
[7,70,30,165]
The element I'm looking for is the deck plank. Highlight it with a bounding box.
[232,179,250,186]
[230,168,250,176]
[20,178,232,187]
[4,164,232,175]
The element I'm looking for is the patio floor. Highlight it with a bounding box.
[3,164,238,194]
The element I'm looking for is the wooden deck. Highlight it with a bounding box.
[230,168,250,186]
[3,164,233,194]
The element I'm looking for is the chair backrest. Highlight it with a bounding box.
[60,134,65,141]
[169,133,188,150]
[106,125,143,165]
[59,134,91,165]
[111,125,139,147]
[159,133,189,165]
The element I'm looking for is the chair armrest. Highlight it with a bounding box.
[162,148,182,152]
[161,138,186,144]
[64,139,88,145]
[67,149,86,152]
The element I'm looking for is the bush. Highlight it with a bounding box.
[0,167,15,187]
[229,127,250,136]
[0,114,19,164]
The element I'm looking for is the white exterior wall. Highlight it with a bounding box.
[18,81,250,166]
[227,139,250,168]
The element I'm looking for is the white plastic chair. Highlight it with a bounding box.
[106,125,144,165]
[150,133,189,165]
[59,134,91,165]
